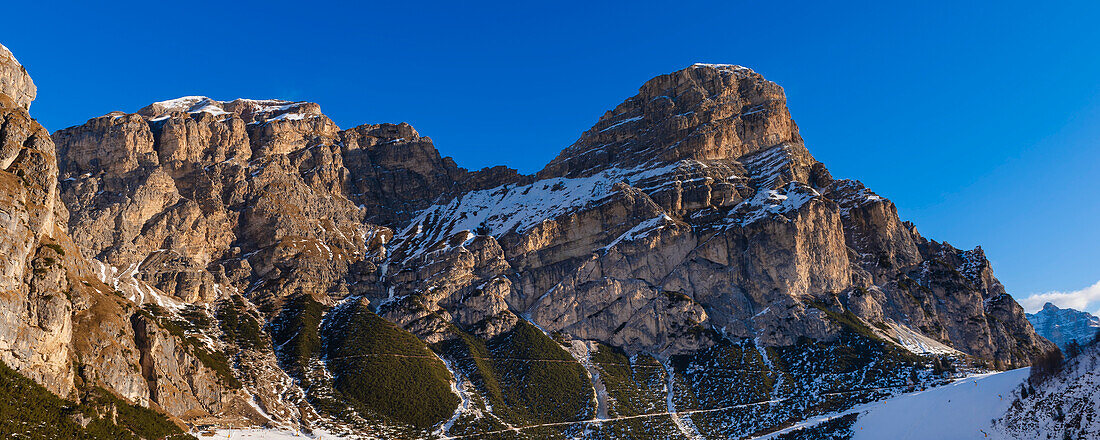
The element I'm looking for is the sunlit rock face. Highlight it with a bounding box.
[0,46,1052,437]
[0,43,277,426]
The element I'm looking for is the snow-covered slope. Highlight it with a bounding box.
[851,369,1028,440]
[764,345,1100,440]
[995,344,1100,439]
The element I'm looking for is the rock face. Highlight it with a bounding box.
[3,48,1056,438]
[383,63,1051,366]
[0,43,268,428]
[0,44,35,110]
[0,65,75,396]
[1027,303,1100,352]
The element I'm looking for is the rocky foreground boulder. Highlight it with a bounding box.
[0,40,1056,439]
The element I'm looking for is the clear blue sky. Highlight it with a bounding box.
[5,1,1099,305]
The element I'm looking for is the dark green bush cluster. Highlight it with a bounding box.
[271,294,325,376]
[216,295,268,350]
[774,412,858,440]
[438,320,592,427]
[0,360,193,439]
[323,304,458,429]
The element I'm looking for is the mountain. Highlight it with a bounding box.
[0,44,202,439]
[1027,303,1100,352]
[751,342,1100,440]
[994,342,1100,439]
[1,41,1061,439]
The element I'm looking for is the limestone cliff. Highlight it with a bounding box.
[2,48,1056,438]
[0,43,273,432]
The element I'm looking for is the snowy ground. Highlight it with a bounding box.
[194,428,344,439]
[751,368,1029,440]
[198,369,1033,440]
[851,368,1029,440]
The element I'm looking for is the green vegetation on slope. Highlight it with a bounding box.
[323,302,458,430]
[216,295,268,351]
[436,320,593,428]
[0,360,193,440]
[667,305,942,439]
[271,294,325,377]
[774,412,858,440]
[588,344,686,438]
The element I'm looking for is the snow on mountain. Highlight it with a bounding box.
[751,369,1027,440]
[196,428,342,439]
[851,369,1028,440]
[395,162,686,261]
[139,96,323,125]
[766,346,1100,440]
[1027,302,1100,352]
[994,343,1100,439]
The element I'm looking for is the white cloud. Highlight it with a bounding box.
[1018,280,1100,313]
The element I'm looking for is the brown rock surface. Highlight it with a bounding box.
[0,44,35,110]
[21,57,1055,436]
[0,43,278,427]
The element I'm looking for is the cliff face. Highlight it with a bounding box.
[0,46,76,396]
[0,44,274,430]
[1,45,1055,438]
[383,63,1051,366]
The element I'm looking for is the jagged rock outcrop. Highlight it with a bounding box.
[0,44,35,110]
[0,43,79,397]
[0,43,273,429]
[539,64,803,179]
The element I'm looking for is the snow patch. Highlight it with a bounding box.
[851,369,1029,440]
[888,323,960,356]
[397,162,682,262]
[602,214,672,251]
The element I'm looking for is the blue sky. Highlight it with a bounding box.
[5,1,1099,311]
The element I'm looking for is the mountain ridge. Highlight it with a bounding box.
[1026,302,1100,352]
[0,41,1061,439]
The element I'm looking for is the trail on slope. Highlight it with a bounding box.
[566,340,609,421]
[323,351,769,371]
[661,355,704,440]
[434,357,473,437]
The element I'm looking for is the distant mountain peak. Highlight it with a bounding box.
[1027,303,1100,351]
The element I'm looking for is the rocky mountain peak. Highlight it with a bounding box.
[1027,302,1100,352]
[136,96,325,125]
[538,63,801,179]
[0,40,1061,438]
[0,44,36,110]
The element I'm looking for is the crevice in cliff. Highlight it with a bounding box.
[128,313,158,405]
